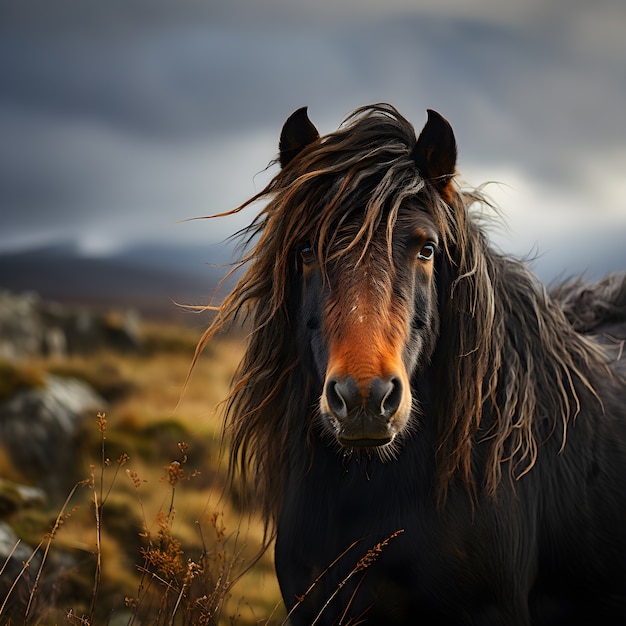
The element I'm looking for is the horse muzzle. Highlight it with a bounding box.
[321,374,410,447]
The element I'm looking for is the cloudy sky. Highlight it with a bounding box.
[1,0,625,281]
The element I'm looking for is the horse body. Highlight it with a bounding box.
[276,278,626,625]
[278,382,626,626]
[198,104,626,624]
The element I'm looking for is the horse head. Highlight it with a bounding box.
[278,106,457,454]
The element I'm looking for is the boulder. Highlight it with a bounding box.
[0,290,142,360]
[0,375,104,498]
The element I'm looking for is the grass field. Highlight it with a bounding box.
[0,320,284,625]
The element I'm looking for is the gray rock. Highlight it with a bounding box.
[0,479,47,516]
[0,290,142,360]
[0,375,105,497]
[0,291,43,360]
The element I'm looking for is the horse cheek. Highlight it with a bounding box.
[299,267,328,385]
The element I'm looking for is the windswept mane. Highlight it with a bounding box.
[195,104,609,525]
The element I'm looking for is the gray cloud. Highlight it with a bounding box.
[0,0,624,280]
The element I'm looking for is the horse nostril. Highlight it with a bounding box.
[369,376,403,418]
[324,376,360,419]
[324,376,404,420]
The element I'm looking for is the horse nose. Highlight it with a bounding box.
[325,376,360,420]
[370,376,403,418]
[324,375,404,419]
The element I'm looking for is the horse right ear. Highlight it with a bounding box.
[413,109,457,196]
[279,107,320,168]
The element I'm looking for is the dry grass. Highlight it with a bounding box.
[0,360,47,401]
[0,323,283,625]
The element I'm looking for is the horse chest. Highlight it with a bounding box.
[275,451,497,624]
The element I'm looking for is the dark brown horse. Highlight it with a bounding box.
[196,104,626,625]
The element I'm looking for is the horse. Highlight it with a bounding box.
[195,104,626,625]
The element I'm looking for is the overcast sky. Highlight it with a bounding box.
[1,0,625,281]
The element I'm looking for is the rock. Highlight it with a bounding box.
[0,479,47,517]
[0,375,105,498]
[0,290,142,360]
[0,291,43,360]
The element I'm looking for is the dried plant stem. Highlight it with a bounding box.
[0,539,38,617]
[23,481,86,623]
[88,466,102,622]
[338,579,370,626]
[282,539,362,625]
[87,413,109,622]
[167,586,186,625]
[166,561,195,626]
[0,539,21,578]
[310,530,404,626]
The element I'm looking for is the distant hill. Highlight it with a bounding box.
[0,242,236,320]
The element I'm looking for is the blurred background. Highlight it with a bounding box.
[1,0,625,313]
[0,1,625,623]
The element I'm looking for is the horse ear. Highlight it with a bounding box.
[413,109,457,194]
[279,107,320,168]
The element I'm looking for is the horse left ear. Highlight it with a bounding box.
[413,109,457,195]
[279,107,320,168]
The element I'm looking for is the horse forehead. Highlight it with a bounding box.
[323,244,396,306]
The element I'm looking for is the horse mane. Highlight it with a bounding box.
[194,104,611,526]
[550,274,626,334]
[433,227,609,498]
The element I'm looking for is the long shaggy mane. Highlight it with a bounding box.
[194,104,617,526]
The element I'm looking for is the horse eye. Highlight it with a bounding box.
[417,243,435,261]
[299,246,316,265]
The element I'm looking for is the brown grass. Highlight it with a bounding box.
[0,324,283,625]
[0,359,46,401]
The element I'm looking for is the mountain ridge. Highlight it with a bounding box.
[0,242,232,320]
